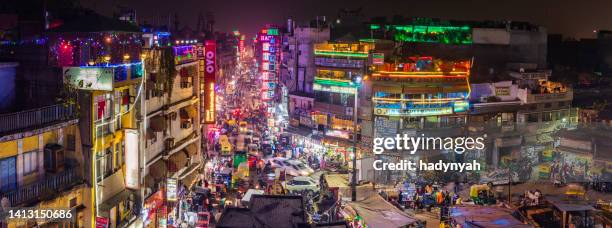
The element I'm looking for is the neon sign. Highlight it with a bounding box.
[205,82,215,123]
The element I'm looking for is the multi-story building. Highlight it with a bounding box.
[281,22,330,130]
[366,19,548,82]
[47,16,145,227]
[141,44,201,228]
[310,41,371,161]
[362,56,471,182]
[0,101,86,227]
[255,26,282,119]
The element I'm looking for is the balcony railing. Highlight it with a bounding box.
[0,104,76,135]
[0,167,82,206]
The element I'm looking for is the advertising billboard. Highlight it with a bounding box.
[203,40,217,124]
[167,178,178,201]
[124,129,139,189]
[204,40,216,82]
[63,67,114,91]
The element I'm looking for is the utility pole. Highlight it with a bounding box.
[351,76,361,202]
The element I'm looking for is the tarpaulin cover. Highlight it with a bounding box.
[346,194,418,228]
[450,205,531,228]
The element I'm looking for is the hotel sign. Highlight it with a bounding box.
[203,40,216,124]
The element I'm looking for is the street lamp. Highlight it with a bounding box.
[351,76,362,202]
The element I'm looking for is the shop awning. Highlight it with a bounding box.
[180,108,192,120]
[179,163,201,189]
[99,189,135,212]
[150,115,166,132]
[345,194,418,227]
[185,105,197,118]
[185,143,199,163]
[149,159,167,180]
[146,128,156,140]
[169,150,189,173]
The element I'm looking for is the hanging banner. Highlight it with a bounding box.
[124,129,140,189]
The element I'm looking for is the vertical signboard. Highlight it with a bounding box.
[167,178,178,201]
[204,40,216,124]
[124,129,139,189]
[95,217,109,228]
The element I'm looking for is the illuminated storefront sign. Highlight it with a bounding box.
[313,83,357,94]
[372,53,384,65]
[63,67,114,91]
[203,40,216,124]
[204,41,216,82]
[373,100,469,116]
[325,129,350,139]
[495,87,510,96]
[204,82,215,124]
[374,107,453,116]
[167,178,178,201]
[259,27,280,114]
[124,129,139,189]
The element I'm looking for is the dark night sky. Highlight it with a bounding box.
[80,0,611,39]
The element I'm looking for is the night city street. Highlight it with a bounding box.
[0,0,611,227]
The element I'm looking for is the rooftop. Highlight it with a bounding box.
[47,10,140,33]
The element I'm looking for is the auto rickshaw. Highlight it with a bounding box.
[470,184,496,205]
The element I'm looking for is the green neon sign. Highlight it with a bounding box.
[314,50,369,58]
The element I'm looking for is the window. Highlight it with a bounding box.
[542,112,553,122]
[527,113,539,123]
[95,94,112,121]
[558,101,566,107]
[114,143,124,171]
[23,151,38,175]
[104,148,113,177]
[544,103,552,108]
[0,157,17,192]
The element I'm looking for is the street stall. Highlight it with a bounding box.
[240,189,264,207]
[322,174,377,201]
[546,195,602,228]
[449,205,531,228]
[343,194,419,228]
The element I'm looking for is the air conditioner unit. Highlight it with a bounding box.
[181,121,192,129]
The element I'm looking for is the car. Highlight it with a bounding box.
[265,157,288,169]
[282,160,314,176]
[286,176,319,193]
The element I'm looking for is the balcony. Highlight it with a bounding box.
[0,167,82,206]
[519,89,573,104]
[0,104,76,135]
